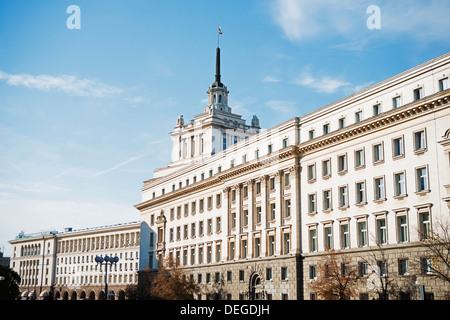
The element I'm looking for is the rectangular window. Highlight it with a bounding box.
[266,268,272,281]
[281,267,288,281]
[308,164,316,181]
[268,235,275,256]
[373,143,384,162]
[355,111,362,123]
[283,233,290,254]
[285,199,291,217]
[325,227,333,249]
[339,185,348,207]
[309,265,317,280]
[268,144,272,154]
[439,77,449,91]
[254,237,261,257]
[309,229,317,252]
[373,104,381,116]
[285,173,290,186]
[414,130,426,151]
[393,96,401,109]
[419,212,431,240]
[394,172,406,196]
[416,166,428,192]
[393,137,404,157]
[270,203,276,220]
[413,87,423,101]
[374,177,385,200]
[338,117,346,129]
[283,138,289,148]
[355,149,365,168]
[309,130,315,140]
[269,177,275,190]
[377,218,387,245]
[397,215,408,243]
[322,159,331,177]
[243,210,248,227]
[358,221,368,247]
[256,207,262,224]
[323,123,330,134]
[338,154,347,172]
[323,190,331,211]
[308,193,316,213]
[341,224,349,249]
[398,259,409,276]
[356,181,366,204]
[216,217,221,232]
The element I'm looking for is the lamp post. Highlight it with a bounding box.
[95,255,119,300]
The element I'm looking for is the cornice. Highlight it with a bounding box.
[134,146,300,212]
[298,90,450,156]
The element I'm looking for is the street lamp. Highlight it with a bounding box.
[95,255,119,300]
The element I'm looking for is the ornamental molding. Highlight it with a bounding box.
[298,90,450,156]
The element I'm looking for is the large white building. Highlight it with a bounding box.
[9,221,140,300]
[136,48,450,300]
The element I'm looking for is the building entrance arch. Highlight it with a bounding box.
[249,272,265,300]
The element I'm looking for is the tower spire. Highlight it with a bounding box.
[215,47,221,85]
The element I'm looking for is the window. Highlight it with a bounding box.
[256,206,262,224]
[285,173,290,186]
[283,138,289,148]
[355,149,365,168]
[309,229,317,252]
[356,181,366,204]
[416,166,429,192]
[208,219,213,234]
[419,211,431,240]
[378,260,388,277]
[359,262,369,277]
[324,226,333,249]
[243,210,248,227]
[308,193,317,213]
[241,239,247,259]
[231,212,236,229]
[256,181,261,194]
[397,215,408,243]
[341,224,349,249]
[373,143,384,163]
[323,123,330,134]
[199,221,204,236]
[269,177,275,190]
[229,242,235,260]
[414,130,426,151]
[309,265,317,280]
[439,77,449,91]
[285,199,291,217]
[216,217,221,232]
[398,259,409,276]
[339,185,348,207]
[374,177,385,200]
[268,235,275,256]
[266,268,272,281]
[393,96,401,109]
[268,144,272,154]
[270,203,276,220]
[394,172,406,196]
[393,137,404,157]
[421,258,433,274]
[358,221,368,247]
[323,190,331,211]
[322,159,331,177]
[338,154,347,173]
[355,111,362,123]
[281,267,288,281]
[254,237,261,257]
[283,232,290,254]
[377,218,387,245]
[338,117,346,129]
[308,164,316,181]
[373,104,381,116]
[255,149,259,159]
[413,87,423,101]
[309,129,315,140]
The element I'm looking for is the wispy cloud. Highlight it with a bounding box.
[262,76,281,83]
[270,0,450,44]
[94,155,142,177]
[0,71,122,97]
[265,100,297,114]
[293,71,350,93]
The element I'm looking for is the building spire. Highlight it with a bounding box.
[215,47,221,85]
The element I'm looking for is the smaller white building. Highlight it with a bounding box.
[9,221,140,300]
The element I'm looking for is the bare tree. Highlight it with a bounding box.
[309,249,359,300]
[149,256,202,300]
[418,219,450,284]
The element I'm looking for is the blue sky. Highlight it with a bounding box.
[1,0,449,255]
